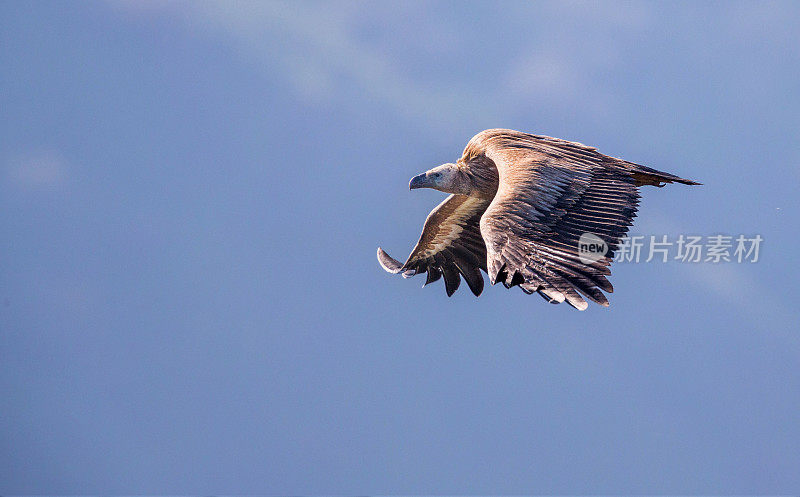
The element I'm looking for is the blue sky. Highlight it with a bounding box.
[1,0,799,493]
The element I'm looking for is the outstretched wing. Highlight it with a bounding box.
[478,132,640,310]
[377,194,491,296]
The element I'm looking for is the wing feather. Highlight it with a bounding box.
[478,131,641,310]
[377,194,491,297]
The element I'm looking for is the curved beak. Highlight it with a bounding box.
[409,173,428,190]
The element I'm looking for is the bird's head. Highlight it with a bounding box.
[409,163,471,195]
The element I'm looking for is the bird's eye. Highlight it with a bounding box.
[433,173,441,178]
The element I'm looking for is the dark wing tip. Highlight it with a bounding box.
[377,247,404,274]
[465,273,484,297]
[442,266,461,297]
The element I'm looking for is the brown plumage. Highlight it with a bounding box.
[377,129,700,310]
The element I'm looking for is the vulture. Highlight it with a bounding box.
[377,128,700,310]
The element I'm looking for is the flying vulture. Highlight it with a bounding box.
[377,128,700,310]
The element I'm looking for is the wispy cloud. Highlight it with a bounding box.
[5,149,68,190]
[501,1,654,112]
[634,212,790,333]
[113,1,503,138]
[110,1,656,138]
